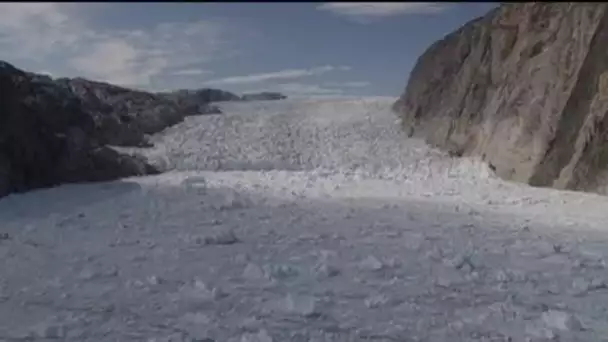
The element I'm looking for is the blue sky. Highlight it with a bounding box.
[0,2,497,97]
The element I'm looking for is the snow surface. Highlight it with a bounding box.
[3,97,608,341]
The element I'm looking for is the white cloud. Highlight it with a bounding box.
[277,83,344,96]
[69,38,152,86]
[171,69,211,76]
[247,81,371,98]
[66,20,226,87]
[0,3,67,28]
[0,3,241,89]
[317,3,449,22]
[205,65,349,86]
[0,3,84,57]
[326,81,370,88]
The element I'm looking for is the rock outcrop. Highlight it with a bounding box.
[393,3,608,194]
[0,62,158,197]
[160,88,241,113]
[56,78,237,148]
[0,61,240,198]
[241,92,287,101]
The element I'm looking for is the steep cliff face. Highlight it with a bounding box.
[393,3,608,194]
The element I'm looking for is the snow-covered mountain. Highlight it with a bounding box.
[2,98,608,341]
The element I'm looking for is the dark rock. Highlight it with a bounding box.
[158,89,236,117]
[241,92,287,101]
[393,3,608,194]
[165,88,241,103]
[56,78,233,147]
[0,61,160,197]
[0,60,247,198]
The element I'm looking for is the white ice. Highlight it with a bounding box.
[3,97,608,341]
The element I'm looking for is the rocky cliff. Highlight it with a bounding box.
[0,62,158,197]
[56,78,239,148]
[0,61,241,198]
[393,3,608,194]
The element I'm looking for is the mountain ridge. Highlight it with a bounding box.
[0,60,286,197]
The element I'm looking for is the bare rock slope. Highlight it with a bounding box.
[0,61,248,198]
[393,3,608,194]
[0,62,158,197]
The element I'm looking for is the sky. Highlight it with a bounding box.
[0,2,498,98]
